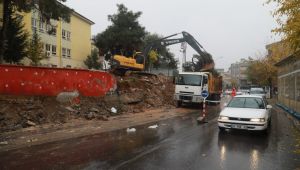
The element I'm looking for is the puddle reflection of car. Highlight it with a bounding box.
[218,95,272,133]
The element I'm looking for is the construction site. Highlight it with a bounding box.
[0,31,218,134]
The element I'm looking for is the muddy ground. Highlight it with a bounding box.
[0,74,175,133]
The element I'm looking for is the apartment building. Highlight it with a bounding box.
[21,7,94,68]
[228,59,251,88]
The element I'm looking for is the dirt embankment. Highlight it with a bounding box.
[0,74,175,133]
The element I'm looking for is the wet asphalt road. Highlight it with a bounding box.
[0,99,299,170]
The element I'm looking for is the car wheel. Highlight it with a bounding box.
[262,121,271,134]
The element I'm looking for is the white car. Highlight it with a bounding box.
[249,87,266,98]
[218,95,272,132]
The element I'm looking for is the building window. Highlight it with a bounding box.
[45,44,51,52]
[31,18,37,31]
[66,31,71,41]
[66,65,72,68]
[39,16,44,32]
[62,48,66,57]
[52,45,56,55]
[67,49,71,58]
[46,24,57,36]
[51,65,57,68]
[62,29,66,39]
[46,24,51,32]
[52,26,57,36]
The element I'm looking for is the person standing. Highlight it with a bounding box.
[231,87,236,97]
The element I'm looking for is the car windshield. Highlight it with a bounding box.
[175,74,202,86]
[227,97,265,109]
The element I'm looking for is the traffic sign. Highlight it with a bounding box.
[201,90,209,98]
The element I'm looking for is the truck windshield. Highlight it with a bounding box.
[175,75,202,86]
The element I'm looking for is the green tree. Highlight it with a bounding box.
[267,0,300,51]
[27,32,46,66]
[3,13,28,63]
[94,4,146,57]
[143,33,177,69]
[0,0,71,63]
[84,49,102,69]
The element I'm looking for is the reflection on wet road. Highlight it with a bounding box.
[0,100,299,170]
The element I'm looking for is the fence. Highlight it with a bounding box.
[277,57,300,115]
[0,65,116,97]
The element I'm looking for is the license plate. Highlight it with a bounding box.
[183,100,191,102]
[232,124,246,129]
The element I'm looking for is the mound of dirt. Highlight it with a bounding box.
[0,74,175,133]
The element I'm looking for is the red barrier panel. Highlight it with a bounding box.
[0,65,116,97]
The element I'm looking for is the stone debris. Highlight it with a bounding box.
[148,124,158,129]
[126,127,136,133]
[27,138,38,143]
[111,107,117,114]
[26,120,36,126]
[0,141,8,145]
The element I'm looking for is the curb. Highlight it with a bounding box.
[276,103,300,131]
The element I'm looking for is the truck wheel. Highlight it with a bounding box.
[176,101,182,108]
[210,94,217,106]
[219,127,226,132]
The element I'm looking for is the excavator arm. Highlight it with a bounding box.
[142,31,214,71]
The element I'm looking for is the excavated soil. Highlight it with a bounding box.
[0,74,175,133]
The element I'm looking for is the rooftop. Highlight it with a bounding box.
[275,51,300,67]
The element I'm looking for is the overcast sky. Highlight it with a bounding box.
[65,0,279,70]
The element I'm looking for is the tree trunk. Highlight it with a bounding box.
[0,0,10,63]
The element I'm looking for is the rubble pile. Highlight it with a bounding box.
[117,74,175,113]
[0,74,175,132]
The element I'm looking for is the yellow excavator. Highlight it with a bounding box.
[110,31,214,75]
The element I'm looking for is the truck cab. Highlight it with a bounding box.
[174,72,208,107]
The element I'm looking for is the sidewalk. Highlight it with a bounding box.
[270,98,300,131]
[0,107,195,152]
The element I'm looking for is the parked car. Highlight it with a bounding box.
[249,87,266,98]
[218,95,272,132]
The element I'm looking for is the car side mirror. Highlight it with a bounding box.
[266,105,272,109]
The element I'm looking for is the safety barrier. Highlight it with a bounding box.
[0,65,116,97]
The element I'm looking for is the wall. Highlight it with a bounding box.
[277,59,300,114]
[70,14,92,68]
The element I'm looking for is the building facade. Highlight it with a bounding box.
[22,8,94,68]
[275,52,300,114]
[228,59,251,88]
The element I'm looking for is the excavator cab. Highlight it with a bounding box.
[111,52,145,74]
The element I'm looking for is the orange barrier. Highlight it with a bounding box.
[0,65,116,97]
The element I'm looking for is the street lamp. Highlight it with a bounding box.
[166,58,171,76]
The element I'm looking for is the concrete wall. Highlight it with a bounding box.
[277,60,300,113]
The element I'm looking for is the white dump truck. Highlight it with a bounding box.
[174,71,222,107]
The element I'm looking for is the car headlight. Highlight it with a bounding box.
[219,116,229,120]
[250,118,265,122]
